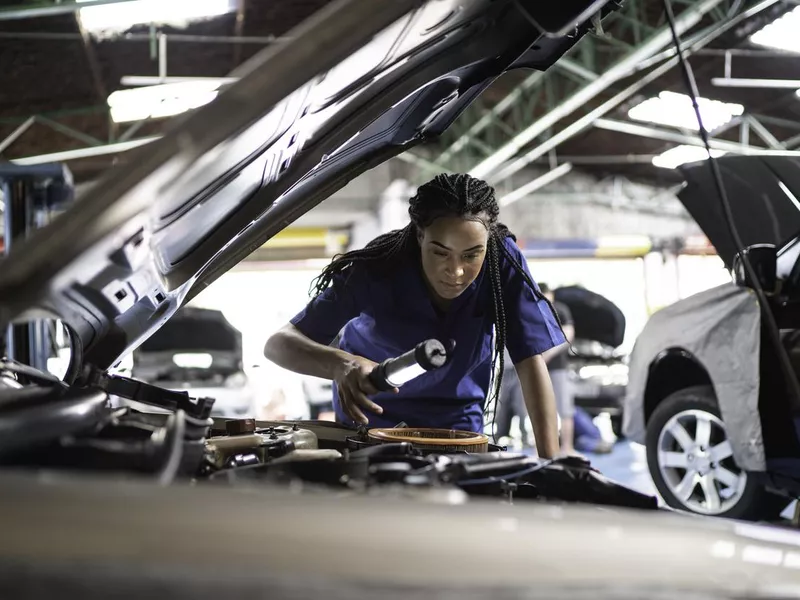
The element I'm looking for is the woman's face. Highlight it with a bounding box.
[418,215,489,301]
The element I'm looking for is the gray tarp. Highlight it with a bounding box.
[623,284,765,472]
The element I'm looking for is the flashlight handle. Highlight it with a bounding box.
[368,339,452,392]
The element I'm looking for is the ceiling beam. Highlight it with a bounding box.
[499,163,573,207]
[436,71,546,164]
[11,137,158,165]
[479,0,782,184]
[0,117,35,155]
[745,115,784,150]
[468,0,731,180]
[593,118,800,157]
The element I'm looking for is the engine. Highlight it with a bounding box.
[0,359,657,512]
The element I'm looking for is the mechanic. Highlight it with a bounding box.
[264,173,567,458]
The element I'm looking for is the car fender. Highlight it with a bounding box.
[623,284,765,472]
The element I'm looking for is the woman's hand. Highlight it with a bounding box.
[334,354,398,425]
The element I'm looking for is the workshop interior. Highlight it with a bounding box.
[4,0,800,596]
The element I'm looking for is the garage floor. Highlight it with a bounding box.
[587,439,797,521]
[589,440,656,496]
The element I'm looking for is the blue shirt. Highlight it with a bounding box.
[290,235,565,432]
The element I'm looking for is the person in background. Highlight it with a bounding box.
[538,283,577,455]
[495,283,575,454]
[573,407,614,454]
[494,346,531,448]
[496,283,614,455]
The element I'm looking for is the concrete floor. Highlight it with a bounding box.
[586,438,797,520]
[588,440,657,497]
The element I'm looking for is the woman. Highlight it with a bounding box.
[264,173,566,458]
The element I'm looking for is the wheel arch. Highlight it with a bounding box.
[643,348,714,424]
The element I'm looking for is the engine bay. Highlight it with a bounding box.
[0,359,657,511]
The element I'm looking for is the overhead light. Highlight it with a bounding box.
[750,6,800,53]
[628,91,744,132]
[652,145,726,169]
[711,77,800,89]
[120,75,238,87]
[77,0,235,33]
[107,80,222,123]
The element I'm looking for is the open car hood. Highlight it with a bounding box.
[0,0,616,372]
[553,286,625,349]
[132,307,244,382]
[678,156,800,269]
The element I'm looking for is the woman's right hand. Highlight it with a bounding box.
[334,354,398,425]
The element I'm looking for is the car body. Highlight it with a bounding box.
[130,306,257,418]
[2,2,799,597]
[556,285,628,436]
[624,155,800,521]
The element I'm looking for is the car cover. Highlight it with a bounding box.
[623,283,765,472]
[554,286,626,349]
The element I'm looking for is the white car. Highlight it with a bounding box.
[131,307,258,418]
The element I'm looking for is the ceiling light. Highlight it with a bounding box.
[78,0,234,33]
[107,80,222,123]
[750,6,800,53]
[652,145,726,169]
[628,91,744,132]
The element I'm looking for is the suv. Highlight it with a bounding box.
[624,155,800,521]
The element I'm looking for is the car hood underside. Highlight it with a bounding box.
[0,0,615,372]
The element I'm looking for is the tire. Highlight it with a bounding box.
[645,385,787,521]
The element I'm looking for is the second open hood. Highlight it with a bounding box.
[678,156,800,269]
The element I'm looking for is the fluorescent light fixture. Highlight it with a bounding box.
[628,91,743,132]
[652,144,726,169]
[173,353,213,369]
[120,75,238,87]
[711,77,800,89]
[107,80,222,123]
[750,6,800,54]
[78,0,235,33]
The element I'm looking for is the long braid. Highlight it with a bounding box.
[487,233,507,439]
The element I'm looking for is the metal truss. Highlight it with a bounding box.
[405,0,784,183]
[0,29,283,163]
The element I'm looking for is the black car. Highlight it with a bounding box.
[556,285,628,437]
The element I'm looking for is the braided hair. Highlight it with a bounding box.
[311,173,563,426]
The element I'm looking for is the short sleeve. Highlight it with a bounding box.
[289,266,368,346]
[500,237,566,364]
